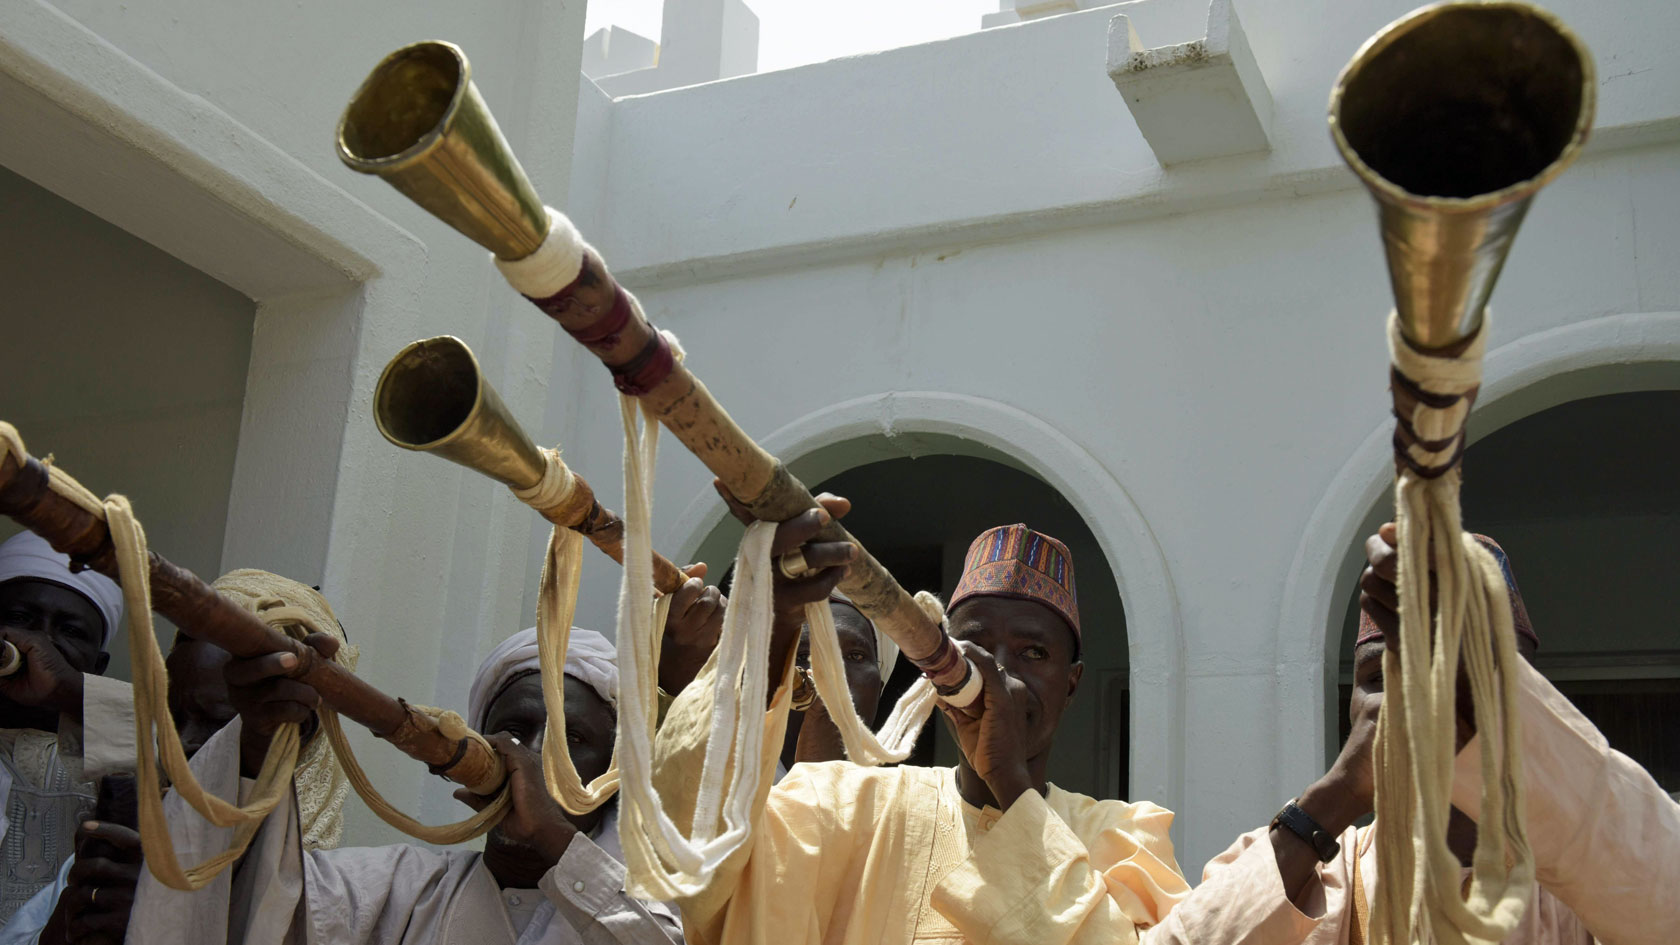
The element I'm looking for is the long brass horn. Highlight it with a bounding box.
[1329,1,1595,349]
[338,42,546,261]
[374,336,689,594]
[340,43,979,703]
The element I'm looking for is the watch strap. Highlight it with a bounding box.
[1272,800,1342,863]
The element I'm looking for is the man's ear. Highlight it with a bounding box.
[92,650,110,675]
[1066,661,1084,699]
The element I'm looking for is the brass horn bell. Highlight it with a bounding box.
[1329,1,1595,350]
[338,41,547,261]
[374,336,556,508]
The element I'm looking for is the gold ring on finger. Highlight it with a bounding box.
[777,550,811,580]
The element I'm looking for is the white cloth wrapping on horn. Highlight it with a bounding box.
[494,208,588,298]
[468,625,619,731]
[0,530,124,645]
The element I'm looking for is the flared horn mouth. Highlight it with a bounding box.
[337,41,548,259]
[374,336,547,489]
[1329,2,1595,348]
[375,335,483,451]
[337,41,468,173]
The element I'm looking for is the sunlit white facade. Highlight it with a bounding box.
[2,0,1675,868]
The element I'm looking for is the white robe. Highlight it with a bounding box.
[129,720,682,945]
[0,674,132,926]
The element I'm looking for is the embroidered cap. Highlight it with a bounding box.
[948,524,1080,645]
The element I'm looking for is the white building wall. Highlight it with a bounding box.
[2,0,1676,874]
[553,0,1680,870]
[0,165,255,689]
[1,0,587,847]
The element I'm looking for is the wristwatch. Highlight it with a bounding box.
[1271,800,1341,862]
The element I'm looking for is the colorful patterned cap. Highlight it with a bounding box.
[1356,533,1537,649]
[949,524,1080,643]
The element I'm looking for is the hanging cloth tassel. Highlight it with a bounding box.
[803,589,939,765]
[598,333,939,897]
[0,425,297,890]
[1,424,516,883]
[614,392,771,900]
[1371,313,1534,945]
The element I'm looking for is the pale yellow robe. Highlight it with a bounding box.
[653,652,1200,945]
[1143,661,1678,945]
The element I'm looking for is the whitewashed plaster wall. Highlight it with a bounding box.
[549,0,1680,870]
[0,0,589,846]
[0,164,255,687]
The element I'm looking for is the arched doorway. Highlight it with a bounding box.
[690,447,1131,800]
[820,454,1128,799]
[1329,390,1680,791]
[1273,312,1680,796]
[671,390,1180,807]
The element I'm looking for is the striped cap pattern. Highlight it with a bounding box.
[949,524,1080,639]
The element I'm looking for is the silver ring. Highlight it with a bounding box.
[777,550,811,580]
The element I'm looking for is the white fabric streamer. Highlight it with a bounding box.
[804,593,939,765]
[612,395,773,901]
[605,389,940,896]
[1372,311,1533,945]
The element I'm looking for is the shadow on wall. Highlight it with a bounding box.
[1331,389,1680,789]
[700,449,1130,801]
[0,165,256,681]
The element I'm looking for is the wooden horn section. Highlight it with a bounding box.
[0,437,505,795]
[339,44,978,703]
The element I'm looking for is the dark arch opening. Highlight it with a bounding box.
[707,452,1131,799]
[1331,390,1680,791]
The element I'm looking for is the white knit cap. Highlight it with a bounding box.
[829,591,899,681]
[0,531,124,646]
[468,626,618,731]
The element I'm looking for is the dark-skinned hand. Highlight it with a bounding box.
[1358,522,1402,640]
[0,629,85,719]
[1357,521,1477,746]
[660,568,725,694]
[38,820,142,945]
[938,641,1035,808]
[222,632,340,777]
[714,480,857,696]
[453,733,578,862]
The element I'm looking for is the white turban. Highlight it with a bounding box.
[830,591,899,681]
[0,531,124,646]
[212,569,359,851]
[468,626,618,731]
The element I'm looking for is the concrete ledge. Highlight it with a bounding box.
[1108,0,1273,165]
[0,0,420,297]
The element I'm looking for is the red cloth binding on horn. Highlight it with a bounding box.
[613,332,676,396]
[917,636,964,684]
[523,255,633,351]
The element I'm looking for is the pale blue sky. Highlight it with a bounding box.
[584,0,1002,73]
